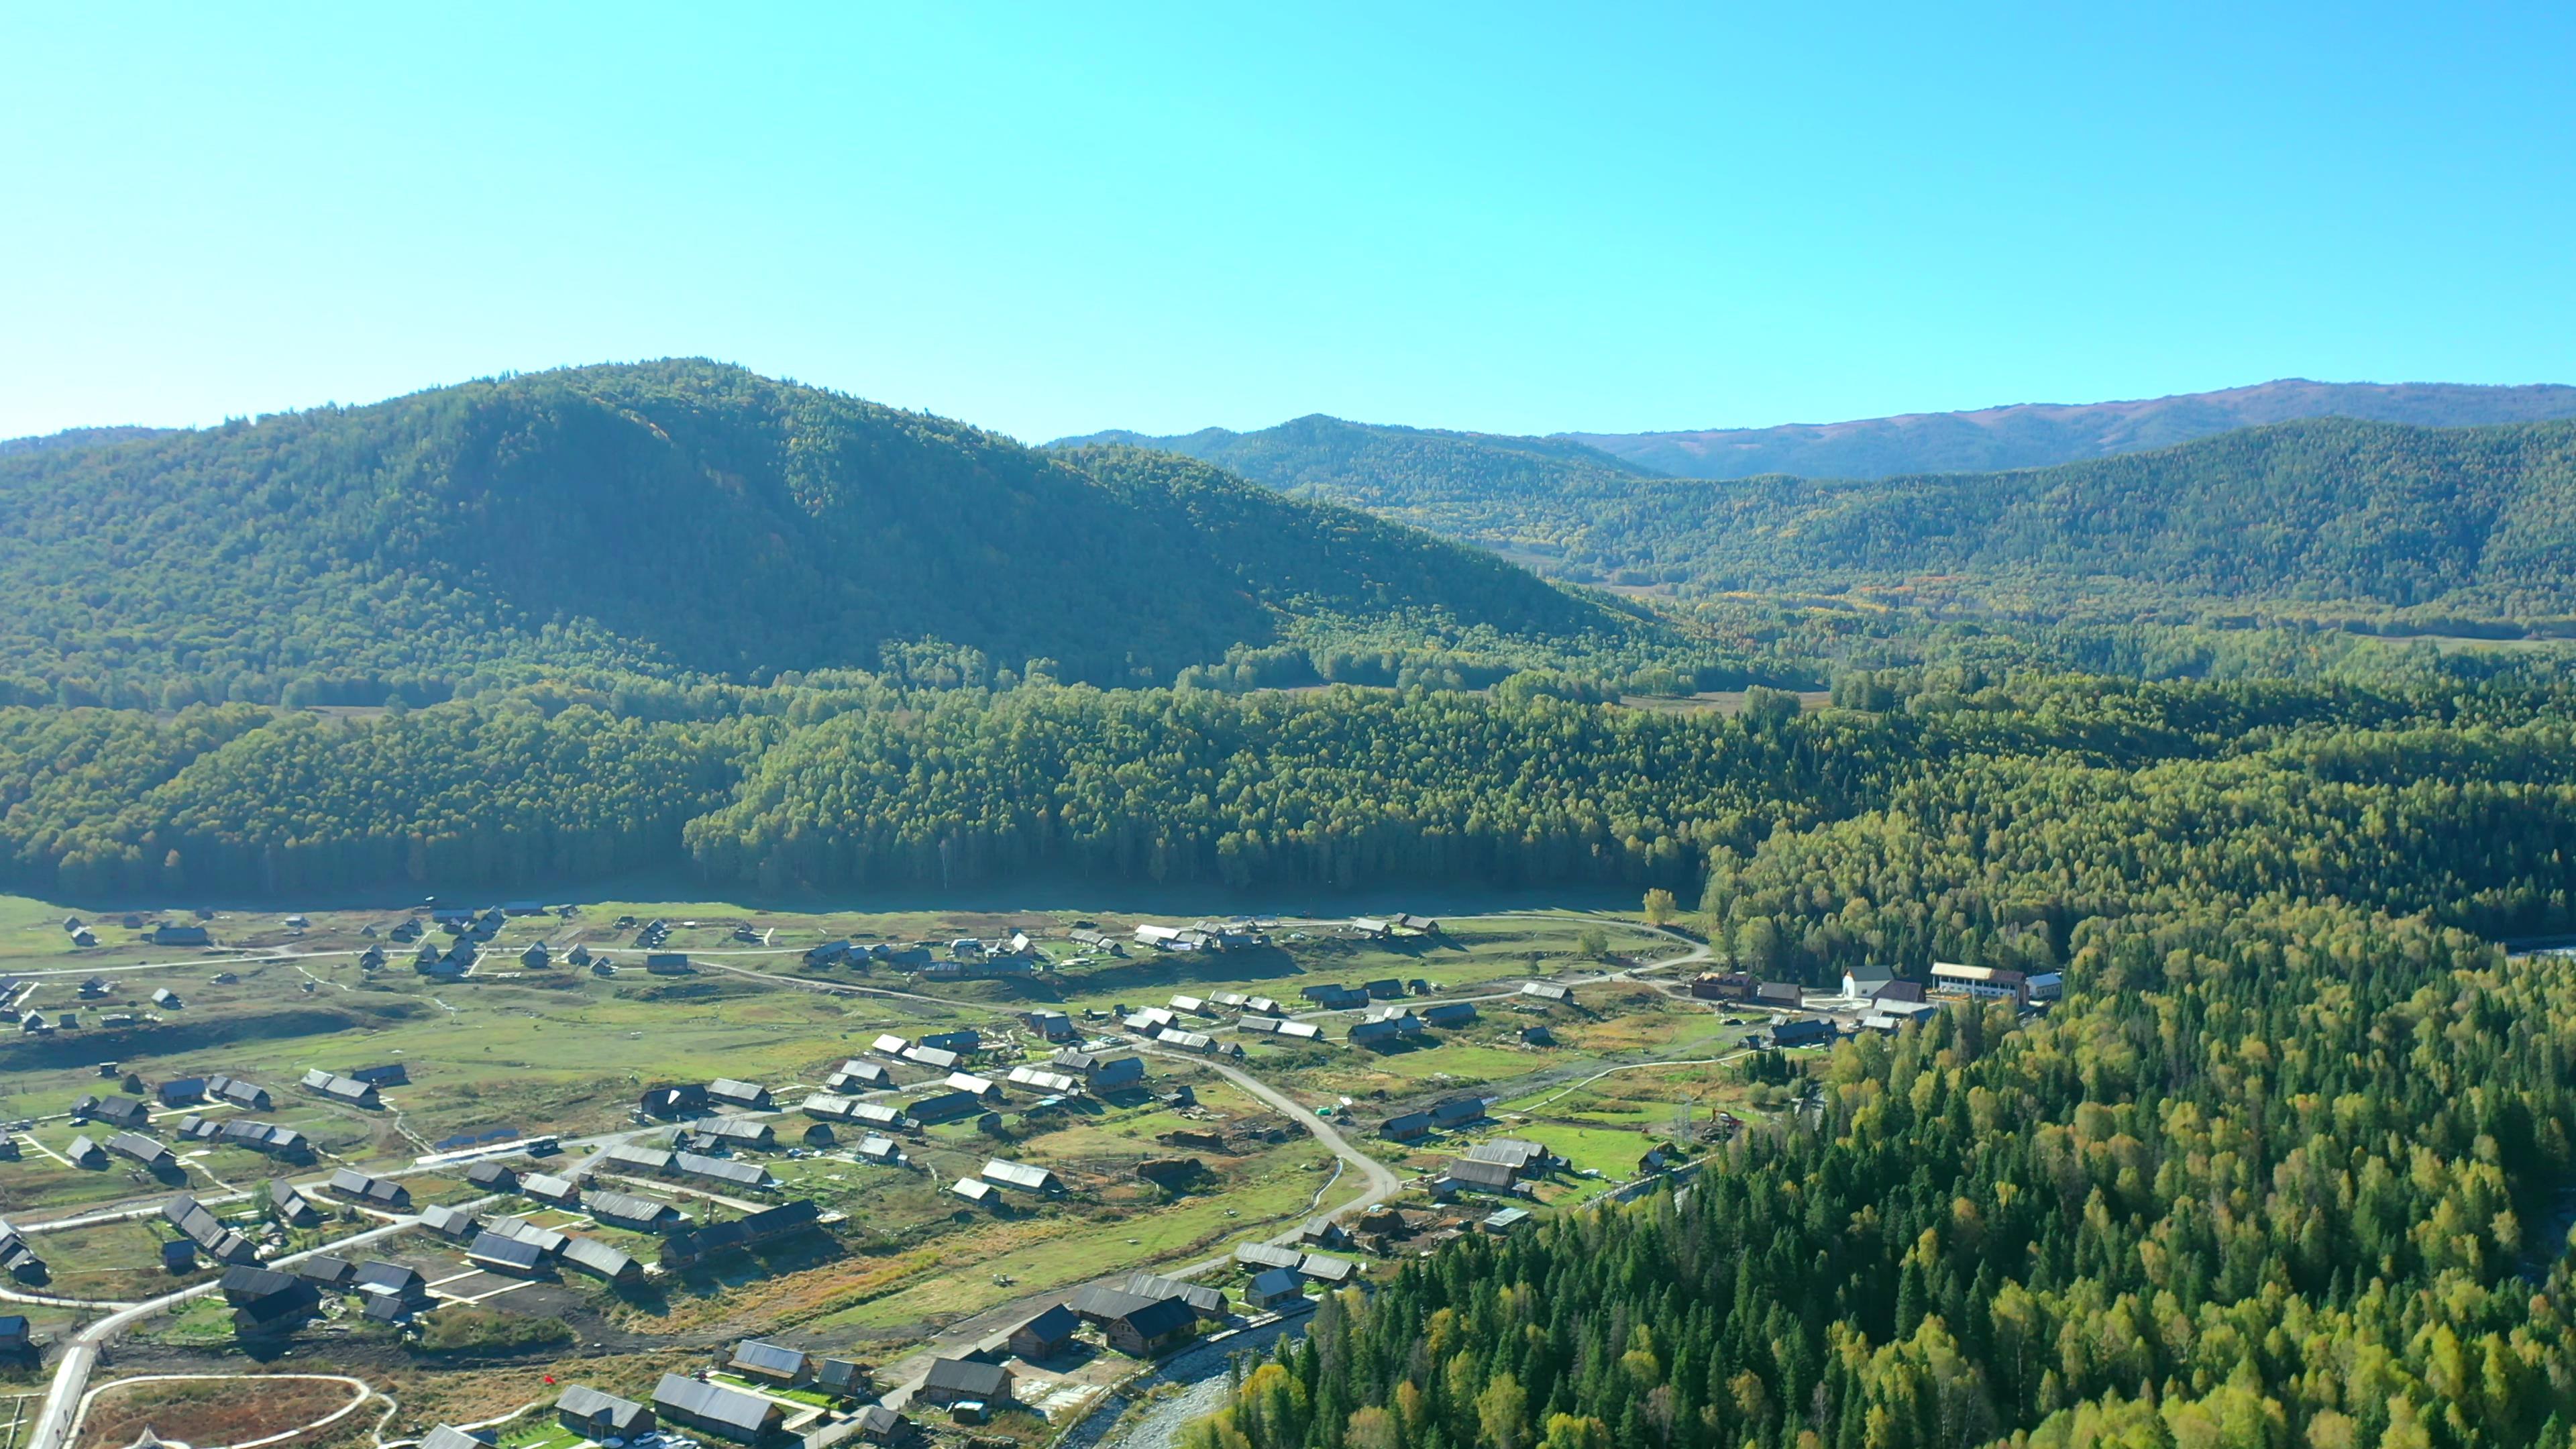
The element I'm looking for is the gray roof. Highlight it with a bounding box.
[1234,1242,1302,1270]
[979,1159,1058,1191]
[466,1231,547,1271]
[1250,1267,1305,1298]
[1466,1138,1546,1169]
[1442,1157,1519,1189]
[1118,1271,1227,1317]
[655,1373,779,1432]
[1012,1303,1081,1342]
[421,1428,492,1449]
[555,1385,651,1433]
[520,1172,580,1200]
[731,1338,811,1377]
[486,1215,569,1254]
[585,1189,681,1224]
[419,1203,478,1236]
[922,1356,1010,1399]
[1300,1252,1358,1283]
[559,1236,639,1279]
[674,1151,769,1187]
[1115,1295,1197,1339]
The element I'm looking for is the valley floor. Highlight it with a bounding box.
[0,894,1803,1449]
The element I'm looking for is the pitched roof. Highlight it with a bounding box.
[221,1263,301,1296]
[921,1356,1010,1399]
[559,1236,639,1279]
[654,1373,779,1432]
[354,1260,423,1291]
[586,1189,681,1224]
[731,1338,810,1377]
[1466,1138,1546,1169]
[1113,1295,1197,1339]
[1118,1271,1228,1317]
[1299,1252,1358,1283]
[1442,1157,1519,1188]
[1012,1303,1081,1342]
[1234,1242,1302,1270]
[1249,1267,1305,1298]
[673,1151,769,1187]
[554,1385,651,1432]
[466,1232,547,1271]
[979,1159,1057,1191]
[419,1203,479,1237]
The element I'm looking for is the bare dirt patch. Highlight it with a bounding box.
[76,1375,362,1449]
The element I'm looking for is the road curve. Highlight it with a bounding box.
[25,1212,435,1449]
[66,1371,372,1449]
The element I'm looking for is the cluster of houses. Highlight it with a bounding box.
[621,1346,903,1445]
[223,1254,432,1332]
[453,1211,645,1287]
[1132,921,1259,953]
[1687,963,2064,1049]
[163,1192,257,1268]
[803,939,932,971]
[45,1065,405,1185]
[793,1037,1154,1147]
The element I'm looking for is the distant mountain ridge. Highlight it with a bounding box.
[1061,410,2576,616]
[1475,417,2576,615]
[1065,379,2576,484]
[1559,379,2576,479]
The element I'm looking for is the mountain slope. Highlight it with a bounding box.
[1561,378,2576,479]
[1509,417,2576,612]
[0,362,1637,701]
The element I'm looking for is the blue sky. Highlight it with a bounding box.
[3,3,2571,443]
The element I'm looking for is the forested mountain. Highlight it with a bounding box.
[0,362,1655,704]
[1059,412,2576,619]
[1520,417,2576,613]
[1563,377,2576,478]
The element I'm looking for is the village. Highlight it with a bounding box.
[0,896,2056,1449]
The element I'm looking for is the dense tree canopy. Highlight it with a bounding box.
[1192,902,2576,1449]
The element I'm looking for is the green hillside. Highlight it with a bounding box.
[1094,415,2576,618]
[1541,417,2576,613]
[0,362,1657,704]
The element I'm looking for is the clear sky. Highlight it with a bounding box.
[4,3,2571,444]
